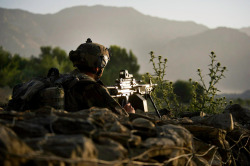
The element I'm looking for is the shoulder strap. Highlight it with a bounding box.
[55,72,97,90]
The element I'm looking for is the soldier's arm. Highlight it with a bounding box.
[85,83,129,116]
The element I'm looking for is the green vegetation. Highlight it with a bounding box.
[0,45,140,87]
[188,52,228,114]
[232,98,250,109]
[0,44,238,116]
[173,80,203,104]
[145,51,228,116]
[0,46,74,88]
[142,52,179,115]
[0,45,141,105]
[101,45,140,85]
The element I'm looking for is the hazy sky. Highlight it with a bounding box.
[0,0,249,29]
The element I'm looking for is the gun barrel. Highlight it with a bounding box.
[106,86,135,97]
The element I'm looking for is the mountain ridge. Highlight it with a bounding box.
[0,5,249,93]
[156,27,250,93]
[0,5,209,56]
[240,27,250,36]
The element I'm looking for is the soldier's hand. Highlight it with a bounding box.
[124,103,135,114]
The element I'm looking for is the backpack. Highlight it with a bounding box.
[7,68,78,111]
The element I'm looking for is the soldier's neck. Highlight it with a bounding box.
[84,72,98,81]
[81,67,102,81]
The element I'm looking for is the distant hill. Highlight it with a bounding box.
[0,5,208,58]
[0,8,49,56]
[240,27,250,36]
[0,5,249,93]
[156,27,250,92]
[221,90,250,100]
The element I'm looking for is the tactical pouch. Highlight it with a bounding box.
[40,87,65,109]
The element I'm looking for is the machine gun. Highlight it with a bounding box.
[107,70,161,118]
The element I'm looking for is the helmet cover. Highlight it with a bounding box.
[69,38,110,68]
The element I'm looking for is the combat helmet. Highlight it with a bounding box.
[69,38,110,68]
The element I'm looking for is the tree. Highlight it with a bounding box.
[173,80,204,104]
[0,45,140,88]
[34,46,73,76]
[101,45,140,85]
[0,46,74,87]
[0,46,12,70]
[0,47,27,87]
[173,80,193,103]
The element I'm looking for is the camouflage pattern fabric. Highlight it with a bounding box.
[65,69,128,117]
[69,41,110,68]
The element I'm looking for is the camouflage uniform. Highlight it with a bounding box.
[65,38,129,116]
[65,69,128,116]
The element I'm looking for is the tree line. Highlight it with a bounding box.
[0,45,140,87]
[0,45,204,106]
[0,46,73,87]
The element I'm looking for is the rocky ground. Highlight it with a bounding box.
[0,104,250,166]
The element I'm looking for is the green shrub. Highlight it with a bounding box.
[0,46,74,87]
[145,51,228,116]
[190,52,227,114]
[143,51,179,116]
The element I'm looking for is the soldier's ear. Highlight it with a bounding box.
[93,67,99,73]
[95,67,104,77]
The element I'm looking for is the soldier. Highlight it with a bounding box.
[66,38,135,116]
